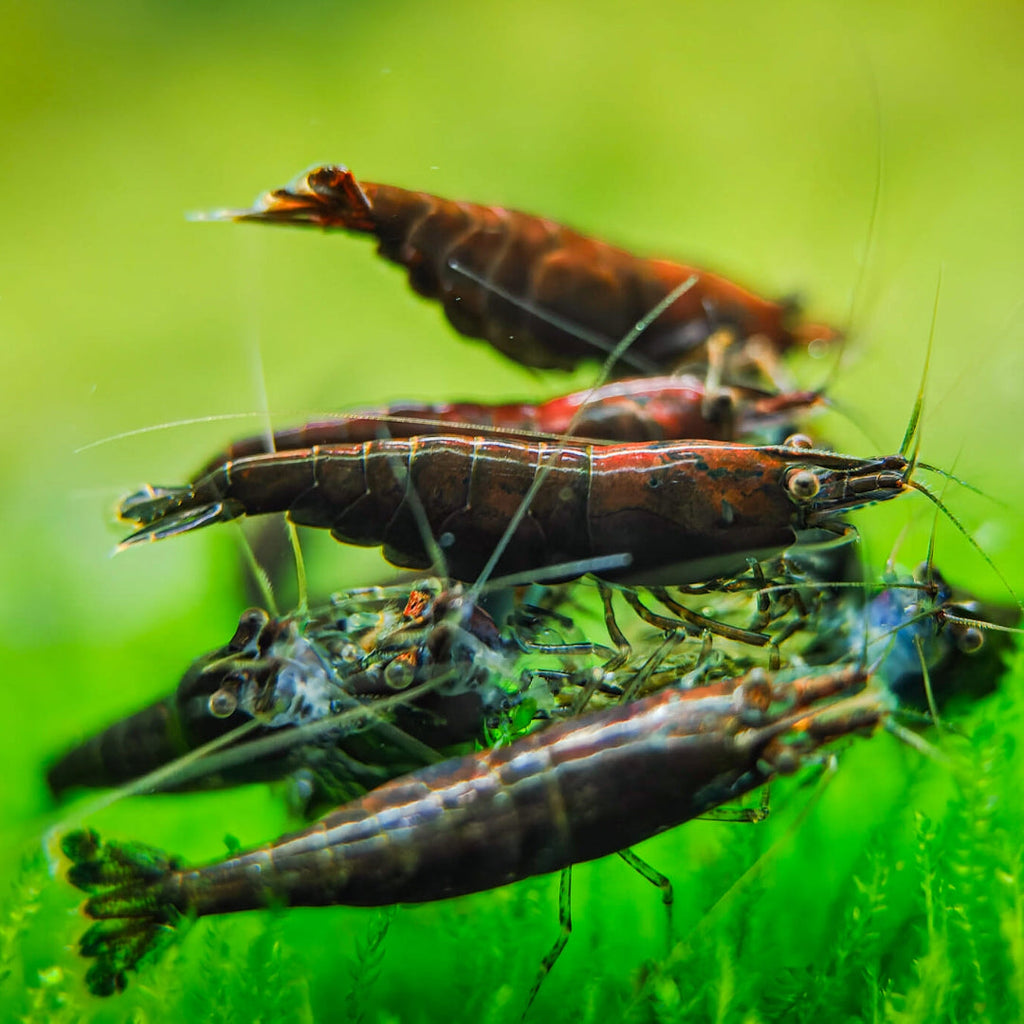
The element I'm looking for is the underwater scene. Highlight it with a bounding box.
[4,1,1024,1021]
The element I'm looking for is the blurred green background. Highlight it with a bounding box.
[3,0,1024,1020]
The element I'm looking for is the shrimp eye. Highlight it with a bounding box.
[956,626,984,654]
[208,688,238,718]
[785,468,821,500]
[783,433,814,451]
[228,608,270,653]
[384,657,416,690]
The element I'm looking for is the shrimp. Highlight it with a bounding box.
[43,554,841,814]
[194,376,824,476]
[47,579,586,815]
[63,660,885,996]
[116,437,911,587]
[802,563,1020,708]
[204,165,838,378]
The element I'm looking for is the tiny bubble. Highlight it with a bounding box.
[439,531,455,548]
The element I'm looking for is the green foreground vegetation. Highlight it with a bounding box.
[3,1,1024,1020]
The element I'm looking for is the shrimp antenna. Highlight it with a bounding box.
[285,521,309,615]
[572,274,700,431]
[908,477,1023,612]
[43,718,263,867]
[755,576,933,602]
[845,66,885,342]
[235,527,279,618]
[161,670,463,788]
[785,113,890,465]
[246,330,314,616]
[447,259,661,375]
[912,633,944,734]
[74,412,267,454]
[482,553,633,591]
[855,554,874,670]
[874,528,975,703]
[248,329,275,461]
[883,718,948,763]
[919,441,959,594]
[75,405,590,460]
[898,348,1004,513]
[940,614,1024,638]
[912,461,1007,507]
[377,437,451,584]
[849,595,963,755]
[300,409,580,446]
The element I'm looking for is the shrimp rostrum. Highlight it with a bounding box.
[64,660,886,996]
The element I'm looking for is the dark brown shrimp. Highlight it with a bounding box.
[194,376,824,478]
[45,580,562,814]
[63,661,885,996]
[118,436,910,586]
[805,563,1020,709]
[206,164,839,377]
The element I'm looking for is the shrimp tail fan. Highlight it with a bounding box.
[62,829,184,996]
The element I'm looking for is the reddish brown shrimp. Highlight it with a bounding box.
[195,376,823,474]
[63,660,886,996]
[204,164,839,377]
[117,437,910,586]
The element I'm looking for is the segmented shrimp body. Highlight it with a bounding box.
[65,661,885,995]
[119,438,910,586]
[47,581,562,811]
[211,165,838,376]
